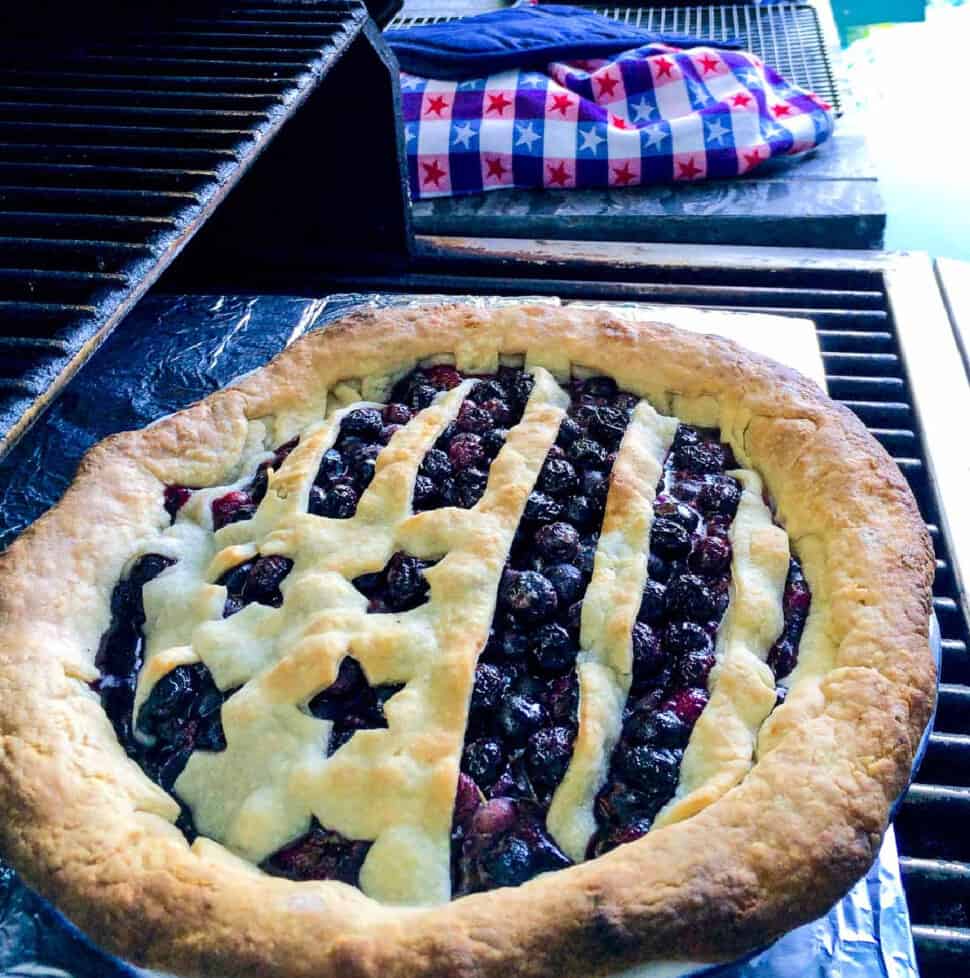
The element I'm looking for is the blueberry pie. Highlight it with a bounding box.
[0,305,935,978]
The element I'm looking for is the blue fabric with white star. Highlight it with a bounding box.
[400,41,835,199]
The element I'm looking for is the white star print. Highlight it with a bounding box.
[578,126,605,153]
[689,82,712,106]
[404,124,415,144]
[457,78,482,90]
[741,70,762,88]
[643,123,668,149]
[400,74,421,91]
[519,73,547,89]
[705,118,730,146]
[515,121,541,150]
[452,121,477,149]
[630,96,656,122]
[762,124,784,140]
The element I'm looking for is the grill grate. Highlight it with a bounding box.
[0,0,368,461]
[387,3,840,114]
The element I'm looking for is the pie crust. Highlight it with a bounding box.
[0,304,935,977]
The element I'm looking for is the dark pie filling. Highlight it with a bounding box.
[96,366,811,897]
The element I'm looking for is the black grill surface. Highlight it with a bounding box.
[0,0,367,461]
[388,2,840,114]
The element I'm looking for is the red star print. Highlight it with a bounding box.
[485,157,508,181]
[772,103,793,118]
[425,94,448,117]
[547,161,571,186]
[610,114,631,130]
[612,162,636,186]
[486,92,512,116]
[655,57,675,79]
[678,157,702,180]
[698,54,720,74]
[550,92,573,116]
[743,149,763,169]
[596,73,619,98]
[421,158,446,188]
[731,92,753,108]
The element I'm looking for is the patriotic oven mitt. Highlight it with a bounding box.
[387,5,834,200]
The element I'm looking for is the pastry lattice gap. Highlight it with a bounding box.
[93,362,810,903]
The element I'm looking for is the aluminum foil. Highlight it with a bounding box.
[0,293,929,978]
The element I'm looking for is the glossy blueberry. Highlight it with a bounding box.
[575,540,597,577]
[471,663,510,713]
[482,428,508,458]
[581,468,609,508]
[672,425,701,451]
[650,518,692,560]
[534,522,579,563]
[316,448,348,485]
[697,477,742,518]
[407,383,438,410]
[448,432,485,471]
[241,555,293,606]
[385,553,430,611]
[537,457,579,496]
[545,563,585,606]
[653,497,700,532]
[562,494,596,530]
[454,467,488,508]
[526,726,573,792]
[531,623,576,674]
[637,580,667,625]
[594,783,653,825]
[663,621,713,657]
[556,417,583,446]
[500,570,558,624]
[308,482,358,519]
[425,364,463,390]
[350,444,381,489]
[568,438,608,469]
[462,738,506,788]
[618,745,682,794]
[341,407,383,440]
[768,635,798,680]
[689,536,732,576]
[420,448,452,481]
[383,402,412,425]
[480,398,512,427]
[676,650,717,688]
[547,673,579,724]
[663,687,710,725]
[584,376,618,399]
[413,474,437,508]
[456,400,491,434]
[589,817,653,858]
[129,553,176,589]
[664,573,716,623]
[624,708,689,748]
[499,630,530,662]
[211,490,256,530]
[497,693,548,744]
[469,379,506,404]
[631,623,666,683]
[675,441,726,475]
[590,405,628,449]
[524,491,563,524]
[477,834,535,889]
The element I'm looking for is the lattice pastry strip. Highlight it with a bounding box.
[135,369,569,905]
[548,400,677,861]
[653,468,789,828]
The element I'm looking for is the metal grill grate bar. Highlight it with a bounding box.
[388,3,841,112]
[0,0,368,457]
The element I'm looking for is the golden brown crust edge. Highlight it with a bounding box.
[0,303,935,978]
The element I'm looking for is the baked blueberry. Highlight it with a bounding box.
[500,570,558,624]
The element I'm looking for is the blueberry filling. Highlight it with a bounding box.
[308,409,396,519]
[92,553,230,841]
[352,551,437,614]
[307,657,404,755]
[218,555,294,618]
[450,376,638,895]
[206,437,300,530]
[587,427,811,858]
[260,817,371,884]
[407,366,533,512]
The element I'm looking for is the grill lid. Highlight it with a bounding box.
[0,0,368,461]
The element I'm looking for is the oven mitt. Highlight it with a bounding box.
[395,8,835,199]
[385,4,741,80]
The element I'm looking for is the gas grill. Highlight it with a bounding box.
[0,3,967,976]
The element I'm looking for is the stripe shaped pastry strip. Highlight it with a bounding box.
[548,400,678,861]
[137,370,569,905]
[653,468,789,829]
